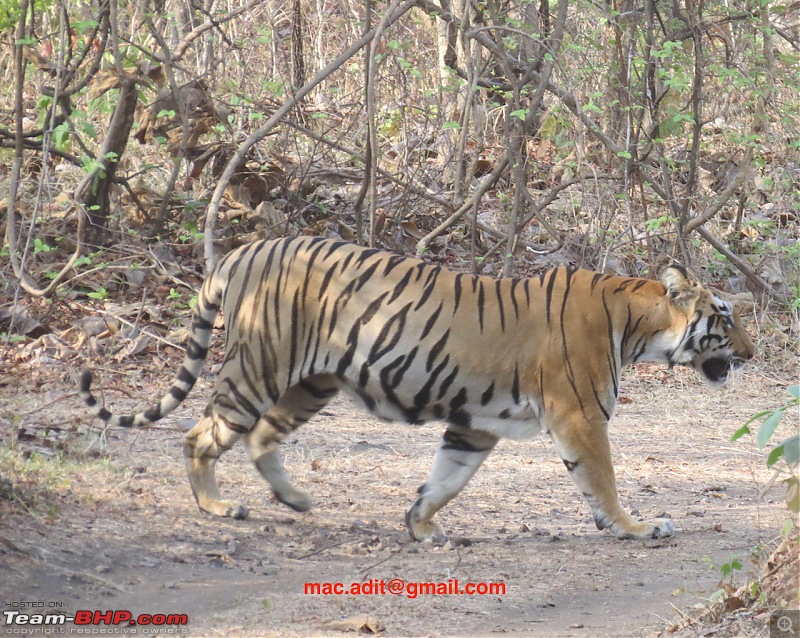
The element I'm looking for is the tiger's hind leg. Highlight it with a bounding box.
[405,426,498,543]
[245,374,341,513]
[184,410,252,519]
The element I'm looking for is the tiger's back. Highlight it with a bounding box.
[80,236,755,542]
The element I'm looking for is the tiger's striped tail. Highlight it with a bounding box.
[79,268,225,428]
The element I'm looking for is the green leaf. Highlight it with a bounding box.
[767,444,785,468]
[73,19,99,33]
[442,121,461,130]
[779,434,800,467]
[787,384,800,400]
[756,410,784,450]
[731,425,751,442]
[87,287,107,301]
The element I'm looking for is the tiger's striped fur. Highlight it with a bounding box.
[80,236,755,541]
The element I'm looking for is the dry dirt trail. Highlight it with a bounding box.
[0,366,790,637]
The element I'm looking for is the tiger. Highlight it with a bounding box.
[79,236,755,542]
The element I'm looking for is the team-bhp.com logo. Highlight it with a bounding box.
[3,610,188,628]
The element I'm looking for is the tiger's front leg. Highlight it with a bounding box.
[405,426,498,542]
[549,417,674,539]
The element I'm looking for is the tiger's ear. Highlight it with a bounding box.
[660,265,701,309]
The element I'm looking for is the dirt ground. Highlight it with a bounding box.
[0,364,794,637]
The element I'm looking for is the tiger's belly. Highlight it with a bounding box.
[340,383,546,441]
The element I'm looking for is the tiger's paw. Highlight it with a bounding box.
[612,517,674,540]
[274,488,313,513]
[200,500,250,520]
[405,509,447,544]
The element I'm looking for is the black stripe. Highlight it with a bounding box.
[177,366,197,386]
[354,387,377,411]
[308,298,328,374]
[242,242,282,334]
[323,240,349,260]
[590,379,611,421]
[509,279,520,321]
[79,370,93,392]
[414,267,440,310]
[388,268,413,304]
[185,338,208,360]
[367,303,412,364]
[300,239,329,302]
[420,302,444,341]
[425,329,450,372]
[600,292,620,397]
[192,314,214,331]
[354,261,381,292]
[495,280,506,331]
[221,377,262,418]
[239,347,266,406]
[442,429,490,452]
[559,271,588,420]
[359,363,370,387]
[298,378,338,399]
[170,386,188,402]
[477,281,485,332]
[378,356,419,423]
[143,405,162,422]
[288,288,301,378]
[382,254,406,276]
[511,366,520,404]
[388,346,419,389]
[481,382,495,406]
[437,365,459,400]
[318,265,337,300]
[545,269,558,324]
[258,332,281,403]
[355,248,379,266]
[413,354,450,408]
[449,387,468,410]
[338,251,356,275]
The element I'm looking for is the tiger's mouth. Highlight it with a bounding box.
[702,357,731,384]
[700,355,747,385]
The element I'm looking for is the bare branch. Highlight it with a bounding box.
[202,0,420,272]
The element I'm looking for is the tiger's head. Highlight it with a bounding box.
[660,266,755,386]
